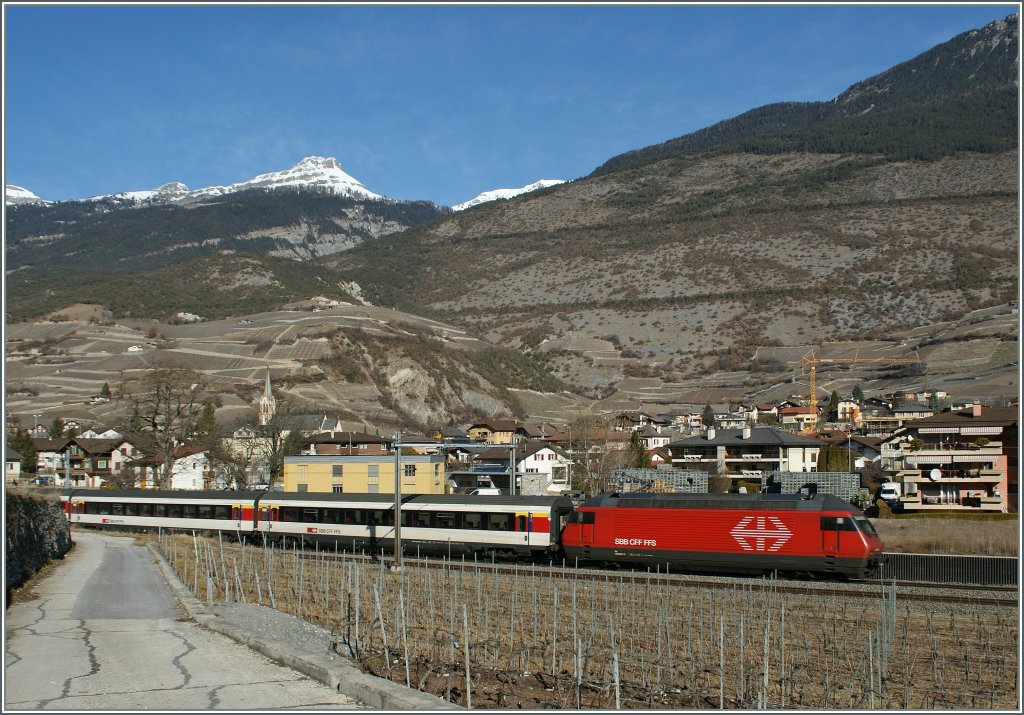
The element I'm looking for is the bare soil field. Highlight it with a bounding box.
[873,516,1019,556]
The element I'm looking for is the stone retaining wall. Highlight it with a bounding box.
[5,490,72,602]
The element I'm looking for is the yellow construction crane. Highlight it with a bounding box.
[800,349,922,408]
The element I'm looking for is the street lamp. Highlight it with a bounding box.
[848,431,853,472]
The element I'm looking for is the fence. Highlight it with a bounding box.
[880,552,1018,586]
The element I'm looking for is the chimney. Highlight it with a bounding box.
[743,424,752,440]
[973,402,982,417]
[707,427,716,440]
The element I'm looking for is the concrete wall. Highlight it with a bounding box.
[5,491,72,601]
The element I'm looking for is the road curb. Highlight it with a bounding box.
[148,543,459,710]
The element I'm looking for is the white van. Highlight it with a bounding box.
[469,487,502,496]
[879,482,901,503]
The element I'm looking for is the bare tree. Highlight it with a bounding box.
[567,412,626,495]
[116,364,210,489]
[213,403,307,490]
[206,428,258,490]
[107,465,139,489]
[254,402,307,489]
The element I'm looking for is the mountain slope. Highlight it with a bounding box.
[323,14,1018,403]
[593,13,1018,175]
[5,189,448,321]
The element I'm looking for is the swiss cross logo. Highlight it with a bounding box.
[102,518,109,524]
[306,527,318,534]
[730,516,792,552]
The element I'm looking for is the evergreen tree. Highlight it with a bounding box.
[100,382,111,399]
[817,444,855,472]
[626,431,652,469]
[702,404,716,428]
[194,401,217,440]
[9,429,38,474]
[829,390,841,420]
[852,385,865,404]
[47,417,64,438]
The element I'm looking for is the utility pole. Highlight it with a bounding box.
[509,443,516,496]
[393,431,402,570]
[390,435,450,571]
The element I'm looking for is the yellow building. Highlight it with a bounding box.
[282,454,447,494]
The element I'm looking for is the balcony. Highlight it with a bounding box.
[900,468,1003,484]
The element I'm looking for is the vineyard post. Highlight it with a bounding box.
[463,603,471,709]
[400,588,411,688]
[720,615,725,709]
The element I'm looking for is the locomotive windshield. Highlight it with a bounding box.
[852,515,878,537]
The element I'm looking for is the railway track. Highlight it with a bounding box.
[256,539,1020,607]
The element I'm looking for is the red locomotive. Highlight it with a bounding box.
[560,491,884,580]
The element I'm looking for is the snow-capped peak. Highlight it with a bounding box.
[189,156,382,201]
[85,181,192,204]
[452,179,565,211]
[5,184,50,206]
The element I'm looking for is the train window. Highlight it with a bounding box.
[488,514,511,531]
[214,506,228,520]
[153,504,166,517]
[435,512,457,529]
[167,505,181,518]
[302,508,319,523]
[84,503,96,515]
[281,507,301,522]
[580,511,595,525]
[368,510,391,527]
[111,504,124,516]
[139,504,152,517]
[124,503,138,516]
[183,505,197,519]
[321,509,340,524]
[198,505,212,519]
[349,509,364,525]
[852,515,878,537]
[463,513,482,529]
[517,515,527,531]
[415,512,432,528]
[820,516,858,531]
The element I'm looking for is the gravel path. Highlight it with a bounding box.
[212,603,338,656]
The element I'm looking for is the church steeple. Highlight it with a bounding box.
[257,368,277,426]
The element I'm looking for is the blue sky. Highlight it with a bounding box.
[3,3,1016,208]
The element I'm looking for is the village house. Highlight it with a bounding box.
[6,447,22,485]
[667,425,823,490]
[466,419,519,444]
[282,452,446,494]
[471,440,573,495]
[132,445,213,490]
[880,403,1017,513]
[778,405,818,430]
[32,437,72,480]
[636,424,672,451]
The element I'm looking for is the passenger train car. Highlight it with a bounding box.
[62,489,884,579]
[560,491,885,579]
[62,489,574,560]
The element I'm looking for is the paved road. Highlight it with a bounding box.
[4,531,370,710]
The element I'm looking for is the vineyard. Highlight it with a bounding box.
[156,532,1019,710]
